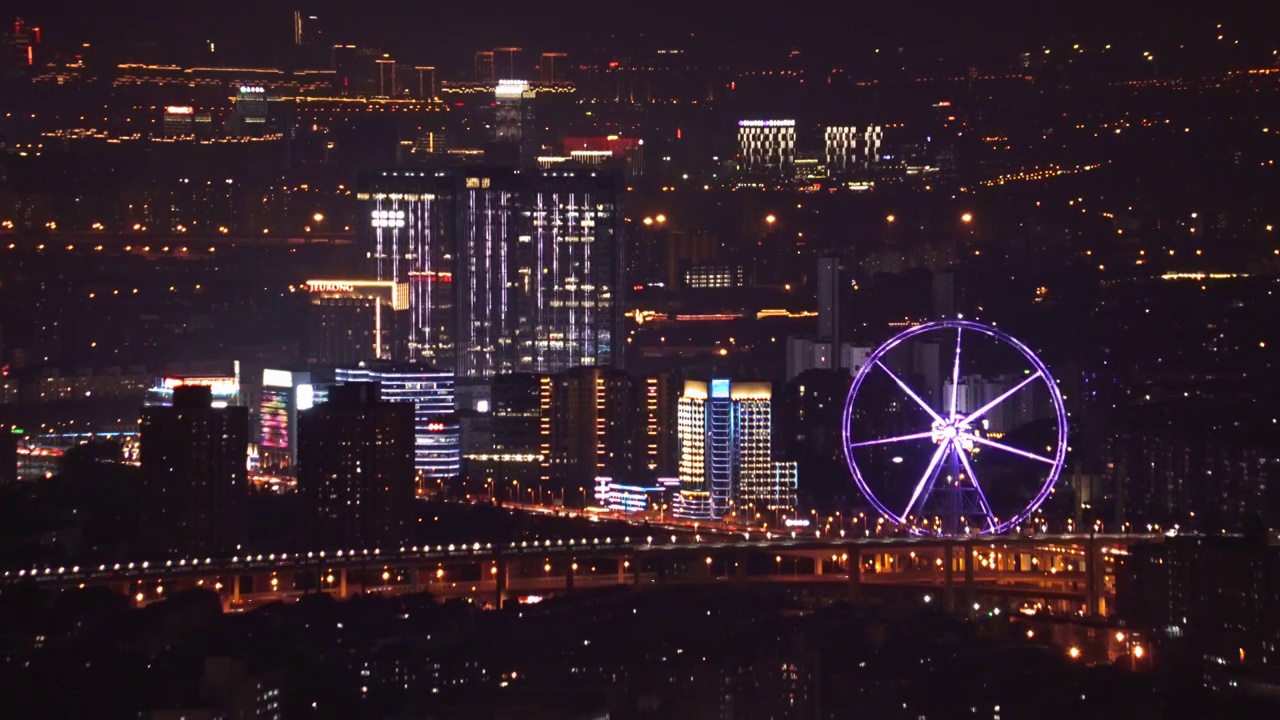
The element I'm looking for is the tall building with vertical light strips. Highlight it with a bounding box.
[824,125,884,177]
[360,166,624,378]
[675,379,797,521]
[737,120,796,178]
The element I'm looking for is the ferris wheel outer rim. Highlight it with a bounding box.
[841,319,1068,536]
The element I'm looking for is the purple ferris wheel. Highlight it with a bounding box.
[842,320,1068,536]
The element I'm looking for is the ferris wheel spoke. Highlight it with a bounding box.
[970,435,1056,465]
[960,371,1042,426]
[949,327,963,419]
[847,430,936,449]
[954,445,996,531]
[875,361,944,424]
[903,440,950,520]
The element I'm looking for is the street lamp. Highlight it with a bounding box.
[312,212,325,224]
[765,214,777,227]
[961,212,973,224]
[643,217,653,226]
[655,214,666,224]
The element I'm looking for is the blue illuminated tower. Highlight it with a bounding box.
[675,379,796,521]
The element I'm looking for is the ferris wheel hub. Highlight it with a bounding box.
[930,418,975,449]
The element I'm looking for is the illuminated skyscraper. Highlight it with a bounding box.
[293,11,320,45]
[475,51,495,83]
[228,85,269,137]
[360,166,624,377]
[139,385,248,555]
[675,379,796,521]
[642,373,678,474]
[303,279,409,367]
[494,47,522,78]
[494,79,533,142]
[257,369,312,478]
[413,66,437,100]
[539,52,567,83]
[737,120,795,178]
[492,79,537,163]
[163,105,195,137]
[334,365,459,482]
[5,18,39,72]
[824,125,884,178]
[547,367,639,489]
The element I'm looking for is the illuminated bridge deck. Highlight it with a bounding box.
[0,532,1163,589]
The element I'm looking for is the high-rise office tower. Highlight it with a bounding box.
[459,373,547,486]
[359,166,625,377]
[413,66,437,100]
[228,85,268,137]
[304,279,409,367]
[334,365,459,482]
[163,105,195,137]
[824,126,858,177]
[492,80,537,163]
[257,369,312,478]
[292,11,320,45]
[5,18,39,72]
[862,125,884,163]
[493,80,532,142]
[237,85,267,120]
[493,47,522,79]
[139,385,249,555]
[674,379,797,521]
[298,383,415,549]
[824,125,884,177]
[539,52,567,83]
[490,374,544,456]
[475,51,495,83]
[817,255,841,362]
[547,367,640,489]
[737,120,796,178]
[642,373,678,475]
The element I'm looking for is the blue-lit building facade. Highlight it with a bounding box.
[334,365,459,482]
[594,476,678,514]
[675,379,798,521]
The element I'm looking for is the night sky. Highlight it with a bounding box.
[22,1,1276,71]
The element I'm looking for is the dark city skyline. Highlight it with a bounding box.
[1,0,1278,717]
